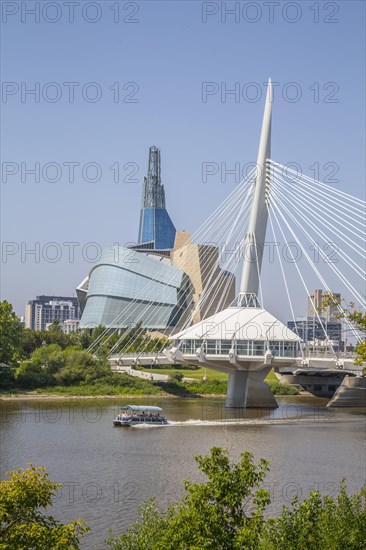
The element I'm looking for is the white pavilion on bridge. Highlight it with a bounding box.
[168,291,301,408]
[172,292,300,359]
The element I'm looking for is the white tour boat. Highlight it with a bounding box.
[113,405,168,427]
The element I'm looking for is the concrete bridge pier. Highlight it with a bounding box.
[327,375,366,407]
[226,367,278,408]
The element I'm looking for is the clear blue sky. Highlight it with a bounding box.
[1,0,365,318]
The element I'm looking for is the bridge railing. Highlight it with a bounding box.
[302,350,358,359]
[109,350,358,361]
[109,352,166,360]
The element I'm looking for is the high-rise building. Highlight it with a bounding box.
[307,289,341,321]
[25,296,80,331]
[287,317,342,349]
[137,146,176,250]
[287,289,343,349]
[77,146,235,330]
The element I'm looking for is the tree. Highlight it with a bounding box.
[107,448,271,550]
[107,448,366,550]
[47,318,63,333]
[346,308,366,366]
[0,301,22,366]
[263,482,366,550]
[79,330,92,349]
[15,361,55,389]
[15,344,66,388]
[14,345,110,389]
[20,328,79,358]
[320,294,366,366]
[0,464,89,549]
[54,349,109,386]
[30,344,66,373]
[91,325,107,340]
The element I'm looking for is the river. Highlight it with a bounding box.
[1,396,365,549]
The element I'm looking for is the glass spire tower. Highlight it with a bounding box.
[138,146,176,249]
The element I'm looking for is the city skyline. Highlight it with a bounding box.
[1,5,365,547]
[24,294,80,331]
[1,1,365,322]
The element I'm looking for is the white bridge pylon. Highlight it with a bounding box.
[102,78,365,409]
[165,76,364,408]
[168,78,290,408]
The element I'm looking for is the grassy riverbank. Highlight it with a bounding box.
[0,314,300,400]
[136,366,229,381]
[136,365,279,382]
[0,381,225,399]
[0,373,299,399]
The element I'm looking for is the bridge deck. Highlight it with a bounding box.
[108,351,362,376]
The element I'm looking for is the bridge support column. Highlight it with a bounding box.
[226,367,278,408]
[327,375,366,407]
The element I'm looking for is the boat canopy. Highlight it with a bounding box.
[120,405,163,412]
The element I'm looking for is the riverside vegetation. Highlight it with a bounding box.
[1,449,365,550]
[0,300,298,397]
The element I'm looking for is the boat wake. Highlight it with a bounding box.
[132,417,337,428]
[168,419,308,426]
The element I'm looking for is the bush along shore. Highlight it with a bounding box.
[0,301,299,399]
[3,449,365,549]
[1,342,299,399]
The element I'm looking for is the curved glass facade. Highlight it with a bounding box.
[80,247,191,329]
[77,146,235,332]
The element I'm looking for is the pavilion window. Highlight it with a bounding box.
[182,340,192,353]
[269,341,280,356]
[192,340,202,352]
[206,340,217,354]
[180,340,187,353]
[253,341,265,355]
[283,342,297,357]
[220,340,232,354]
[236,340,250,355]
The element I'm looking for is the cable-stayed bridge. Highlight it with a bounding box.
[90,79,365,408]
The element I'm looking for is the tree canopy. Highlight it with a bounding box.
[0,301,22,366]
[320,294,366,366]
[107,447,366,550]
[0,464,89,549]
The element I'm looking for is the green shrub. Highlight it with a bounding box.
[266,381,300,395]
[15,361,55,389]
[0,366,16,390]
[187,379,227,395]
[0,464,89,548]
[169,372,184,382]
[263,482,366,549]
[107,448,270,550]
[107,448,366,550]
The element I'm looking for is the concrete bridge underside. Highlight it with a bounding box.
[109,352,364,407]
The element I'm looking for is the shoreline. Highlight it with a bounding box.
[0,391,310,402]
[0,392,227,401]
